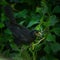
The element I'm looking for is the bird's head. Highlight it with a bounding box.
[33,30,42,37]
[31,30,42,39]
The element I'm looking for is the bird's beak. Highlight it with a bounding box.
[35,32,42,37]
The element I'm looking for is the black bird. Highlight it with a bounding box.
[4,5,40,45]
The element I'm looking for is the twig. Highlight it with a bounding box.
[33,37,45,46]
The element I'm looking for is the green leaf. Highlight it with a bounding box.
[4,29,12,35]
[40,56,58,60]
[53,6,60,13]
[27,20,38,27]
[27,13,39,28]
[36,7,42,13]
[15,10,27,18]
[35,25,40,30]
[52,27,60,36]
[8,45,31,60]
[35,16,44,30]
[0,0,7,5]
[0,23,5,28]
[40,56,47,60]
[45,15,57,26]
[51,43,60,53]
[1,13,6,22]
[36,6,48,15]
[44,45,51,54]
[19,21,25,25]
[46,33,56,42]
[42,6,48,15]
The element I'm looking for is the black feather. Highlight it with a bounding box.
[4,5,36,45]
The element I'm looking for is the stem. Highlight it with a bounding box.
[30,37,45,60]
[32,51,36,60]
[34,37,45,46]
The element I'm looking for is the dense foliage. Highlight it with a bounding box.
[0,0,60,60]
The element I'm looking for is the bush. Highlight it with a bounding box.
[0,0,60,60]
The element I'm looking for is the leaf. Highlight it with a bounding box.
[51,43,60,53]
[35,16,44,30]
[36,6,48,15]
[21,50,31,60]
[19,21,25,25]
[42,6,48,15]
[44,45,51,54]
[46,33,56,42]
[27,13,39,28]
[53,6,60,13]
[40,56,58,60]
[15,10,27,18]
[40,56,47,60]
[11,45,31,60]
[0,23,5,28]
[35,25,40,30]
[36,7,42,13]
[1,13,6,22]
[4,29,12,35]
[0,0,7,5]
[52,27,60,36]
[27,20,38,27]
[45,15,57,26]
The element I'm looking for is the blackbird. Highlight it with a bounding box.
[4,5,40,45]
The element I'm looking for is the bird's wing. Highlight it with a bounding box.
[5,21,33,43]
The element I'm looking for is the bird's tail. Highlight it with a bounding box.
[4,5,16,23]
[4,5,27,29]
